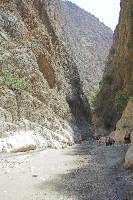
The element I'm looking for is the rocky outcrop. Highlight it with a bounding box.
[114,98,133,168]
[115,98,133,143]
[125,145,133,168]
[93,0,133,167]
[95,0,133,134]
[0,0,92,152]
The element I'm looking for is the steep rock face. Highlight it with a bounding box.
[125,145,133,168]
[95,0,133,133]
[93,0,133,167]
[0,0,91,152]
[115,98,133,143]
[115,98,133,168]
[57,1,113,93]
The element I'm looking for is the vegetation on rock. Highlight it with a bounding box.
[89,87,100,110]
[95,0,133,133]
[102,74,113,85]
[3,73,29,90]
[115,90,129,116]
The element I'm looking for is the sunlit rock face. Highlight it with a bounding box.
[0,0,92,152]
[125,145,133,168]
[93,0,133,168]
[115,98,133,144]
[95,0,133,134]
[55,1,113,94]
[115,98,133,168]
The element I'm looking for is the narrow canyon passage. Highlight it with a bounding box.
[0,1,133,200]
[0,142,132,200]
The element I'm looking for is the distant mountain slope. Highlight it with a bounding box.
[58,1,113,93]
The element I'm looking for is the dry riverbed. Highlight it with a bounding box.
[0,142,133,200]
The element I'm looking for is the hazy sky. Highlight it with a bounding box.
[70,0,120,30]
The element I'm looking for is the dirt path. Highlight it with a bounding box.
[0,142,133,200]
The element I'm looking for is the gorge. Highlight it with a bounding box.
[0,0,112,152]
[0,0,133,199]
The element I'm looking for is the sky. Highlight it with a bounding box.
[70,0,120,31]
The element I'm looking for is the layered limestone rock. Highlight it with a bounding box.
[115,98,133,143]
[95,0,133,133]
[125,145,133,168]
[0,0,91,152]
[93,0,133,167]
[56,1,113,93]
[115,98,133,168]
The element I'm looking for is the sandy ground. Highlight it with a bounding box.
[0,142,133,200]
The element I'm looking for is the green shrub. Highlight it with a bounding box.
[3,73,29,90]
[102,74,113,85]
[110,47,115,55]
[103,57,112,67]
[63,42,69,49]
[115,90,129,115]
[89,87,100,110]
[103,59,108,66]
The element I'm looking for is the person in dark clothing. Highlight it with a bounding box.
[106,137,115,146]
[124,133,131,144]
[96,136,101,145]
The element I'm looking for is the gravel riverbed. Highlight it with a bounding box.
[0,142,133,200]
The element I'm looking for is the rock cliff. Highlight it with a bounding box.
[115,98,133,168]
[95,0,133,134]
[94,0,133,167]
[0,0,112,152]
[57,1,113,93]
[0,0,91,152]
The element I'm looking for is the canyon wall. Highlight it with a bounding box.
[0,0,112,152]
[0,0,91,152]
[95,0,133,134]
[94,0,133,167]
[57,1,113,94]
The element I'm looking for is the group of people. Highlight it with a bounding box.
[95,133,131,146]
[95,136,115,146]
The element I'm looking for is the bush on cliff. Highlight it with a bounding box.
[115,90,129,116]
[3,73,29,90]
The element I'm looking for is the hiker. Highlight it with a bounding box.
[96,136,101,145]
[106,137,109,146]
[124,133,131,144]
[106,137,115,146]
[111,138,115,145]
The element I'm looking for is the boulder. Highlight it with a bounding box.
[115,98,133,144]
[125,145,133,168]
[0,131,47,153]
[114,98,133,168]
